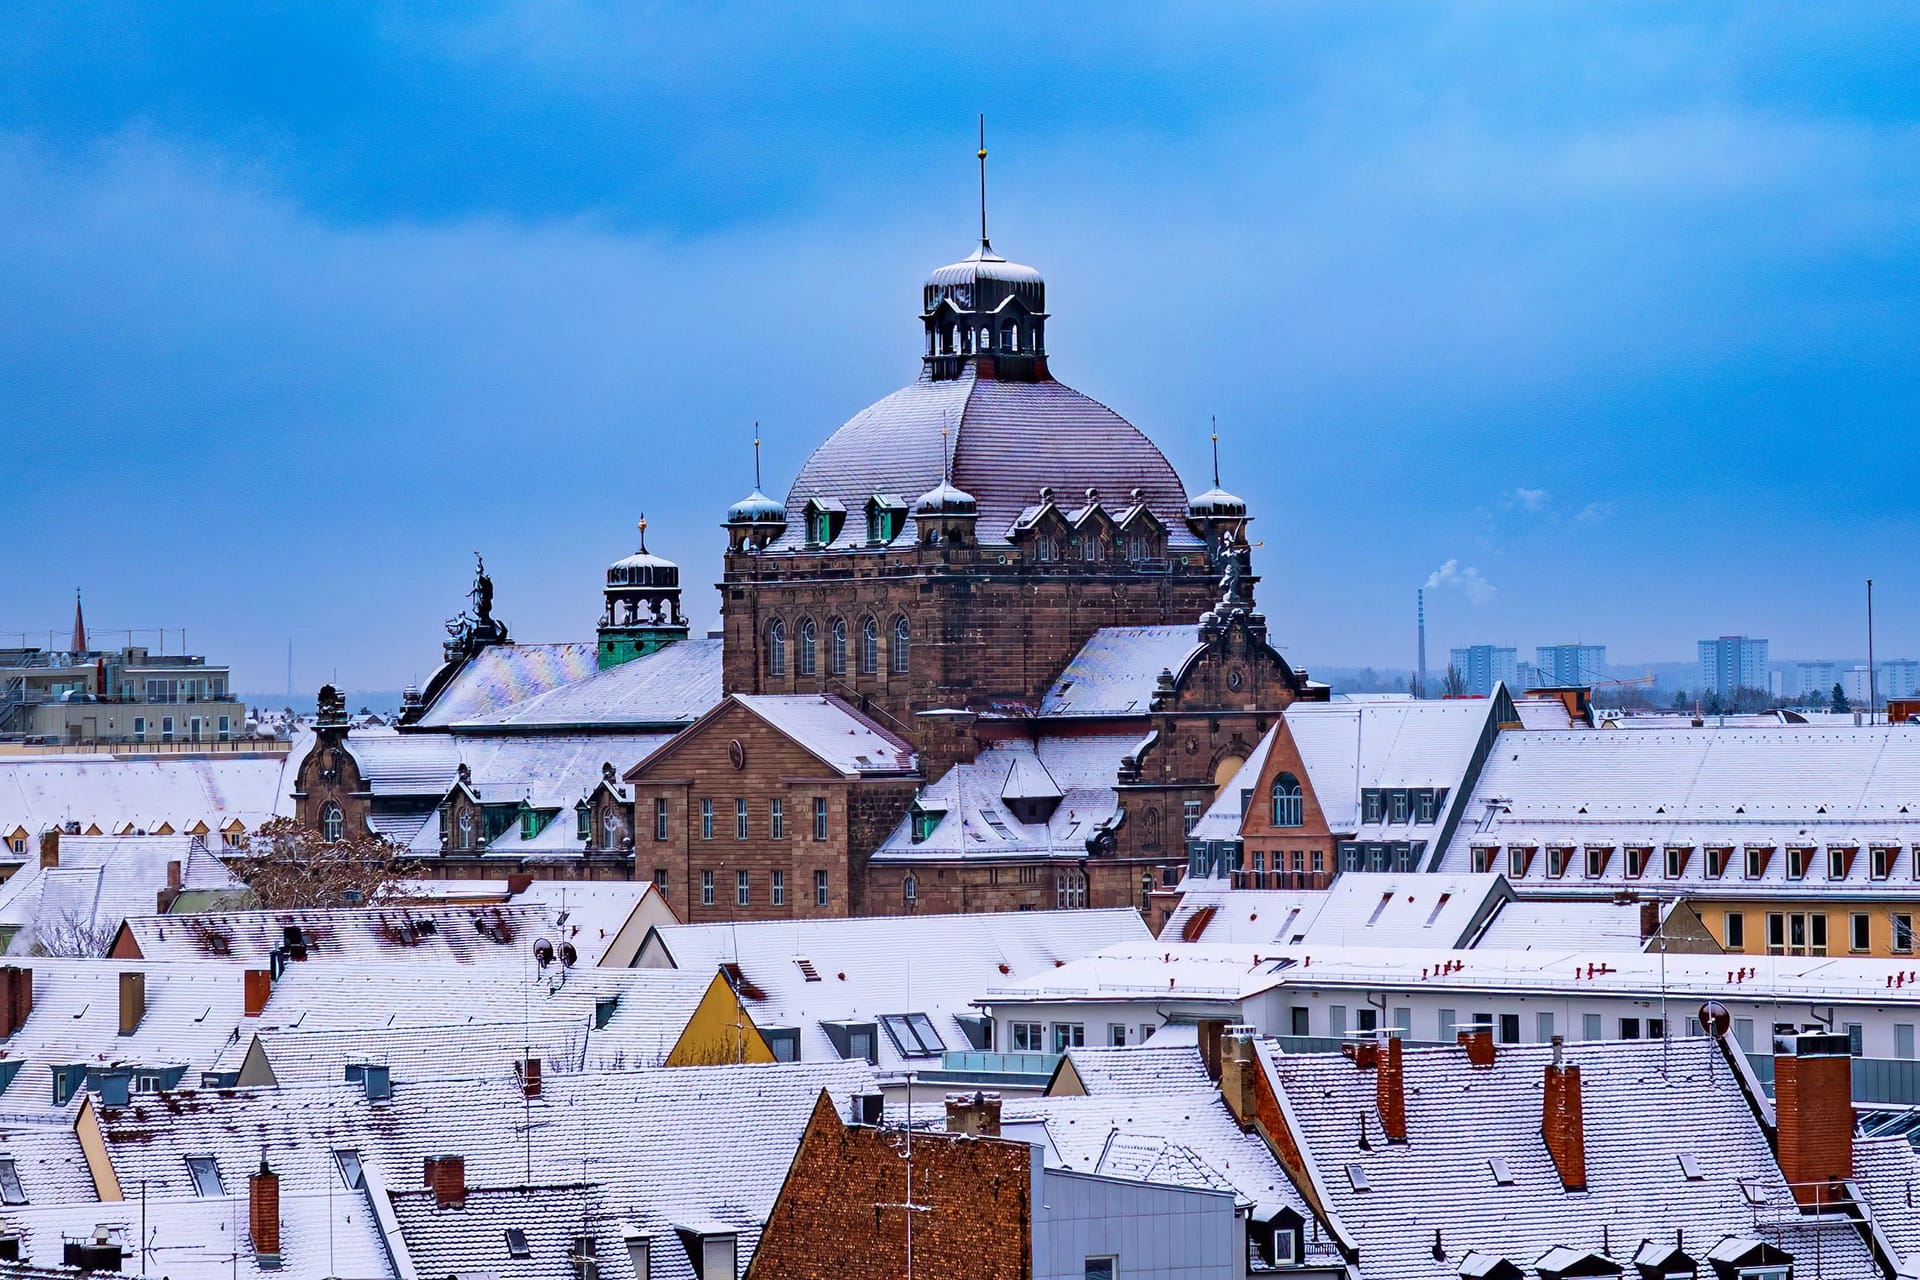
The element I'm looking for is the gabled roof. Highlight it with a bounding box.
[872,734,1133,861]
[0,835,241,956]
[115,903,562,966]
[449,638,723,731]
[413,642,599,728]
[643,909,1149,1078]
[1265,1037,1880,1280]
[1188,731,1276,841]
[732,695,915,776]
[1283,698,1496,833]
[0,755,288,843]
[1051,1044,1211,1096]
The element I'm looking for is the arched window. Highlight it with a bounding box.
[768,619,787,677]
[828,617,847,676]
[603,808,620,849]
[1271,773,1304,828]
[320,802,344,843]
[1000,324,1017,351]
[1142,807,1163,850]
[457,810,473,850]
[903,873,918,906]
[891,615,911,674]
[798,618,817,677]
[859,617,879,675]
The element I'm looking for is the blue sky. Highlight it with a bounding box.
[4,3,1917,691]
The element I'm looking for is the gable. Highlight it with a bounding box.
[664,971,776,1067]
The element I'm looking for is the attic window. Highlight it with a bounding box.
[879,1013,946,1058]
[334,1149,364,1190]
[1345,1163,1371,1192]
[506,1229,532,1259]
[1424,894,1453,927]
[0,1159,25,1205]
[185,1156,223,1197]
[1677,1152,1704,1181]
[1366,893,1393,926]
[1487,1157,1513,1186]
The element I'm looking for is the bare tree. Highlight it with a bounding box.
[31,907,120,958]
[236,817,418,911]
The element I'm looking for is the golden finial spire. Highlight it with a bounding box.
[977,114,989,249]
[753,422,762,490]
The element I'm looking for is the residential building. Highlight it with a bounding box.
[1532,643,1605,687]
[0,833,241,955]
[1447,644,1517,697]
[0,755,289,861]
[1699,634,1770,696]
[1794,660,1840,698]
[1845,659,1920,706]
[0,598,247,746]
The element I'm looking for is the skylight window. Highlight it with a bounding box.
[0,1159,25,1206]
[185,1156,223,1197]
[1488,1158,1513,1186]
[878,1013,946,1058]
[1366,893,1393,926]
[506,1229,532,1259]
[1345,1164,1371,1192]
[334,1150,364,1190]
[1677,1152,1704,1181]
[982,814,1013,838]
[1425,893,1453,927]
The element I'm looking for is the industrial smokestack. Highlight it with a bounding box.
[1417,588,1427,700]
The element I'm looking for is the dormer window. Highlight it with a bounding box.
[803,498,845,548]
[865,496,906,546]
[1037,535,1058,561]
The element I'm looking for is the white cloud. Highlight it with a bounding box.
[1574,501,1617,523]
[1425,558,1498,606]
[1509,487,1551,512]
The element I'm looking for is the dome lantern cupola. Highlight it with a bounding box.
[598,516,688,669]
[1184,420,1251,554]
[724,430,789,552]
[922,129,1048,383]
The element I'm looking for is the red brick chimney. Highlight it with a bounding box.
[944,1091,1003,1137]
[1457,1027,1496,1067]
[1197,1019,1228,1081]
[1639,899,1660,941]
[243,968,273,1017]
[1774,1029,1854,1207]
[0,966,32,1038]
[1376,1032,1407,1144]
[157,860,184,914]
[38,830,58,870]
[424,1155,466,1209]
[248,1160,281,1266]
[1219,1028,1261,1127]
[1542,1037,1586,1192]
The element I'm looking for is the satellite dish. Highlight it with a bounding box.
[533,938,555,969]
[559,941,579,968]
[1698,1000,1732,1039]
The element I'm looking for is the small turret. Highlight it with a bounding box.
[598,517,689,669]
[1185,420,1250,554]
[725,430,789,552]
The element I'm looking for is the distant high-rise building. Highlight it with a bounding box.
[1793,661,1840,698]
[1448,645,1518,697]
[1534,644,1606,687]
[1698,636,1769,696]
[1842,660,1919,707]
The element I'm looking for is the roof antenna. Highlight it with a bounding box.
[941,421,953,485]
[977,114,989,250]
[753,423,763,491]
[1211,416,1221,489]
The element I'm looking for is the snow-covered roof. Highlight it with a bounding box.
[644,909,1150,1077]
[0,754,288,842]
[1266,1036,1880,1280]
[1439,725,1920,890]
[413,642,600,728]
[1161,890,1328,945]
[1036,626,1200,718]
[115,903,566,966]
[1469,898,1657,952]
[1165,875,1504,949]
[1283,699,1495,834]
[1187,732,1275,842]
[732,695,916,775]
[449,639,723,731]
[0,835,241,956]
[873,734,1134,861]
[1053,1044,1210,1095]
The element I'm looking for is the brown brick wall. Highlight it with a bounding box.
[1774,1049,1854,1205]
[748,1092,1031,1280]
[1238,715,1337,887]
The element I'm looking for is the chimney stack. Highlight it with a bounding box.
[157,860,183,913]
[244,968,273,1017]
[1457,1027,1496,1067]
[0,966,32,1038]
[118,972,146,1035]
[944,1091,1002,1138]
[1376,1032,1407,1144]
[1541,1037,1586,1192]
[1639,900,1660,941]
[424,1155,466,1209]
[1218,1026,1261,1127]
[1774,1029,1854,1207]
[249,1160,281,1268]
[38,830,58,870]
[1197,1019,1228,1081]
[517,1057,542,1098]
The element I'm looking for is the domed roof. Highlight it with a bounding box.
[609,549,678,575]
[1187,486,1248,519]
[726,489,787,524]
[775,369,1201,552]
[914,479,977,516]
[924,240,1044,289]
[607,520,679,586]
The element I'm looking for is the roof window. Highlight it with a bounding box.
[1677,1152,1704,1181]
[879,1013,946,1058]
[0,1158,25,1205]
[506,1229,532,1259]
[185,1156,223,1197]
[1487,1157,1513,1186]
[1345,1163,1371,1192]
[794,957,820,982]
